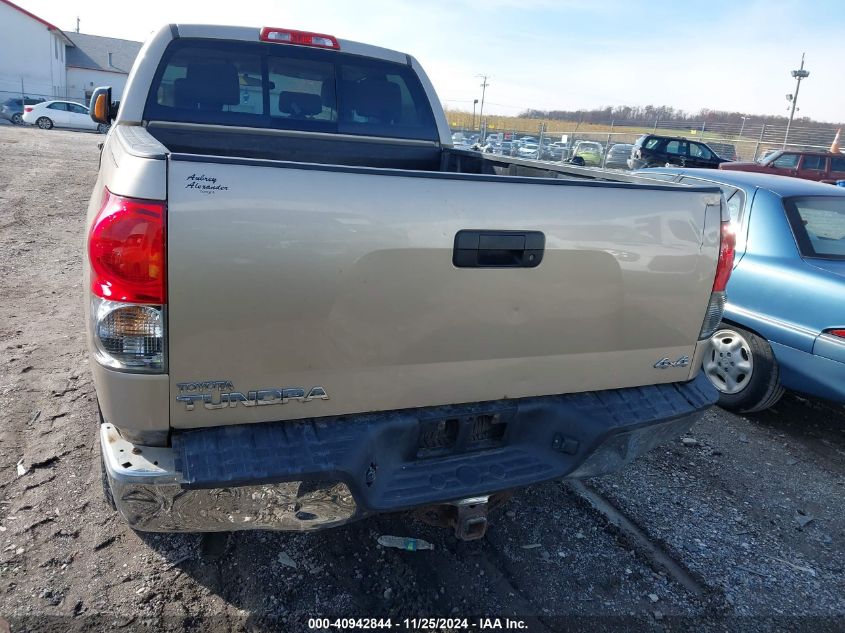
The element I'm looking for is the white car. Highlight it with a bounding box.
[517,142,540,159]
[22,100,108,133]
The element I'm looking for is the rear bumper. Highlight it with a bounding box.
[102,373,717,533]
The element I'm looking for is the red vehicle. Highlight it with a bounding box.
[720,150,845,184]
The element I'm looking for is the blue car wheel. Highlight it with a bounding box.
[704,325,785,412]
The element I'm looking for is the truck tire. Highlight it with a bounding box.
[703,325,784,413]
[36,117,53,130]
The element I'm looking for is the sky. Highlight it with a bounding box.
[13,0,845,122]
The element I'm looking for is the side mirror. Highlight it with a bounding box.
[89,86,118,124]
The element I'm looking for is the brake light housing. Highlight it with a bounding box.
[259,27,340,50]
[88,189,166,372]
[24,106,33,113]
[825,329,845,338]
[699,221,736,340]
[89,189,166,304]
[712,222,736,292]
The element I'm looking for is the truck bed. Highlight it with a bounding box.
[140,122,679,184]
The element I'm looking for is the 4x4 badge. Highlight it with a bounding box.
[654,356,690,369]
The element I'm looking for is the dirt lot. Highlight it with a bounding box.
[0,124,844,633]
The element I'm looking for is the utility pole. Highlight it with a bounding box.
[739,116,748,137]
[76,17,80,33]
[472,99,478,130]
[477,74,490,133]
[783,53,809,149]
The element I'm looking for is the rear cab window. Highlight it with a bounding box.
[143,39,438,141]
[784,196,845,259]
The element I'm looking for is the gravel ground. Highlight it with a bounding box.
[0,124,843,633]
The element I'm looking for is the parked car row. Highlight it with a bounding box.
[3,98,110,133]
[458,130,845,186]
[481,136,614,166]
[629,134,845,184]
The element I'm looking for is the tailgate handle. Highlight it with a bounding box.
[453,230,545,268]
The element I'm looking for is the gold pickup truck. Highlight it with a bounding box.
[86,24,733,540]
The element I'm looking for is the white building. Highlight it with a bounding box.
[66,33,143,103]
[0,0,72,100]
[0,0,141,106]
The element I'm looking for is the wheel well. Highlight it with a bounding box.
[718,317,783,362]
[719,317,763,339]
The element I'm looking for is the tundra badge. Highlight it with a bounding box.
[176,381,329,411]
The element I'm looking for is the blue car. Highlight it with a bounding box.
[639,168,845,412]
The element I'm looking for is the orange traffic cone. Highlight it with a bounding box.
[831,128,841,153]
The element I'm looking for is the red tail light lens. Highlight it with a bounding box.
[24,106,33,112]
[259,27,340,49]
[88,189,166,304]
[712,221,736,292]
[826,329,845,338]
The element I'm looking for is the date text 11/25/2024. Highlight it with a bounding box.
[307,618,529,630]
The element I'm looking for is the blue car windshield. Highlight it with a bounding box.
[784,196,845,260]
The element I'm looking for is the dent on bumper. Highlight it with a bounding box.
[102,374,717,533]
[101,424,356,532]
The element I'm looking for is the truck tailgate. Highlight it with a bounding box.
[167,157,721,428]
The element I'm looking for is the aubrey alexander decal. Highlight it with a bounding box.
[185,173,229,193]
[176,380,329,411]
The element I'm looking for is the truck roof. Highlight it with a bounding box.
[170,24,411,65]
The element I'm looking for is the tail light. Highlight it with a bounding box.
[259,27,340,49]
[88,189,166,371]
[699,221,736,340]
[824,329,845,338]
[24,106,33,113]
[712,222,736,292]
